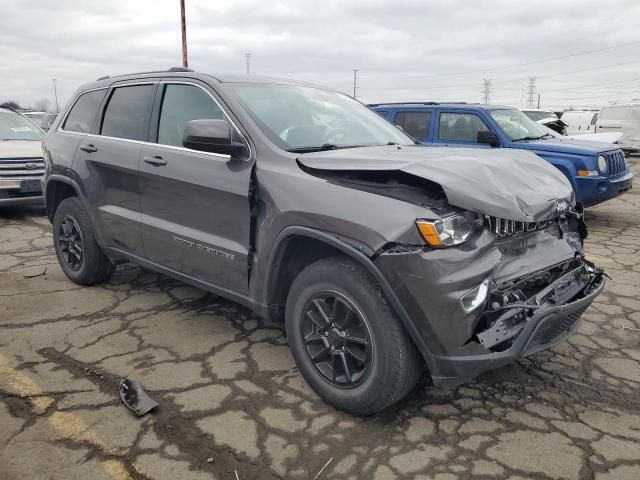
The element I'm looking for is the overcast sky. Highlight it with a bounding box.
[1,0,639,111]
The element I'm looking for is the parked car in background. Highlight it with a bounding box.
[23,111,58,131]
[561,110,599,135]
[521,109,559,122]
[371,103,632,207]
[522,109,567,135]
[540,123,623,145]
[596,105,640,155]
[42,69,604,414]
[0,107,45,207]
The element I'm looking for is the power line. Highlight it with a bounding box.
[358,60,640,92]
[548,77,640,92]
[376,40,640,80]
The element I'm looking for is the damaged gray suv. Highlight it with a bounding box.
[42,69,604,415]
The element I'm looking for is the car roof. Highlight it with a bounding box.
[368,102,513,110]
[75,68,326,94]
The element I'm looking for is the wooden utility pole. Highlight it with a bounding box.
[180,0,188,68]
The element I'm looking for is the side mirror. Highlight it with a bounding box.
[477,130,500,147]
[183,119,247,157]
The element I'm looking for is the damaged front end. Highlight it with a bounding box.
[476,256,604,354]
[420,206,605,388]
[374,203,605,389]
[296,146,605,388]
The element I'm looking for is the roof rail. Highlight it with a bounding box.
[368,101,477,107]
[96,67,194,81]
[368,102,441,107]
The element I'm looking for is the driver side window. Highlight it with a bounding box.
[438,112,489,142]
[158,84,239,148]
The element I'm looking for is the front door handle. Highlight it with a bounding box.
[80,144,97,153]
[143,155,167,166]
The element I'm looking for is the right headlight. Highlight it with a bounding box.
[597,155,608,175]
[416,213,474,247]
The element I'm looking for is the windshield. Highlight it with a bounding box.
[490,109,551,141]
[523,110,557,122]
[0,111,44,141]
[229,83,414,151]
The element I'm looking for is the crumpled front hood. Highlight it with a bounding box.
[298,145,573,222]
[0,140,43,159]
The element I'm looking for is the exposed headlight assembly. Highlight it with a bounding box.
[416,213,474,247]
[597,155,608,175]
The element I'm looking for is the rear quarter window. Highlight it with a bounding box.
[63,90,106,133]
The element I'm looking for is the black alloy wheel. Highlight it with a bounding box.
[300,291,373,388]
[57,215,84,271]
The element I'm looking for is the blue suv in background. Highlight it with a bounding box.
[371,103,633,207]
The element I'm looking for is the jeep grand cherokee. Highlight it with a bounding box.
[42,69,604,415]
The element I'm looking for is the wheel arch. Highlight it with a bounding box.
[44,175,82,223]
[262,226,433,358]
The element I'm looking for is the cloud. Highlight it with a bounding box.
[1,0,638,110]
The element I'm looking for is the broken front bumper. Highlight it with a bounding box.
[426,269,604,389]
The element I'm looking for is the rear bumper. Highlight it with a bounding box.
[576,170,633,207]
[427,274,604,388]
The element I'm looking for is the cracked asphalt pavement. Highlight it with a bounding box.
[1,162,639,480]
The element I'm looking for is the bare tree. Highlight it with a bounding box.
[0,101,22,110]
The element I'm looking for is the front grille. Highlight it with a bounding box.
[604,150,626,177]
[0,157,45,179]
[526,304,588,352]
[484,215,553,237]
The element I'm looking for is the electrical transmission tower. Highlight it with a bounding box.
[526,77,537,109]
[482,78,492,104]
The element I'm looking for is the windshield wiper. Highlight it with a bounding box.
[512,135,545,142]
[287,143,362,153]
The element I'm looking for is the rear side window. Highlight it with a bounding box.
[101,85,154,141]
[438,112,489,142]
[394,111,431,139]
[63,90,105,133]
[590,113,598,125]
[157,84,228,147]
[375,110,388,118]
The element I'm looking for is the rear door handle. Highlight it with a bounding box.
[79,144,97,153]
[143,155,167,166]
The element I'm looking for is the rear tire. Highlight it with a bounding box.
[285,256,422,415]
[53,197,113,285]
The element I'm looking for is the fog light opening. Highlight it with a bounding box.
[461,279,490,313]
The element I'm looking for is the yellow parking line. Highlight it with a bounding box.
[0,354,132,480]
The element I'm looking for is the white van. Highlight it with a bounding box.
[596,105,640,153]
[561,110,599,135]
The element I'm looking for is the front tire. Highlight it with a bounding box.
[285,256,422,415]
[53,197,113,285]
